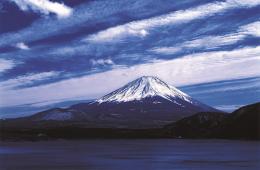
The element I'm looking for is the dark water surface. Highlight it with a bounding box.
[0,139,259,170]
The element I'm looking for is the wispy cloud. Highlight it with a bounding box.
[15,42,30,50]
[182,34,245,49]
[240,21,260,37]
[150,46,182,55]
[0,71,60,90]
[86,0,260,42]
[90,58,114,66]
[215,104,242,112]
[186,78,260,95]
[9,0,73,18]
[151,34,245,54]
[151,21,260,54]
[0,59,16,73]
[1,46,259,107]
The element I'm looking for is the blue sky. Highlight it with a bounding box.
[0,0,260,117]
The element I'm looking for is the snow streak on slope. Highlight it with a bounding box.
[97,76,193,103]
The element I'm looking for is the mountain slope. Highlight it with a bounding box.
[164,112,227,138]
[221,102,260,139]
[165,102,260,139]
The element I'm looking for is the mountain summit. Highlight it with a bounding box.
[97,76,193,104]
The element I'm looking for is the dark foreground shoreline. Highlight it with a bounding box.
[0,127,169,141]
[1,126,259,141]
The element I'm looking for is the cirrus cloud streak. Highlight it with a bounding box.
[87,0,260,42]
[9,0,72,17]
[0,46,259,107]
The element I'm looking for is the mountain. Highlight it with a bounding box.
[164,102,260,140]
[68,76,217,128]
[1,76,217,129]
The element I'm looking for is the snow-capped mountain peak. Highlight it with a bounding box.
[97,76,193,103]
[17,76,217,127]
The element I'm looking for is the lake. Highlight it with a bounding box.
[0,139,259,170]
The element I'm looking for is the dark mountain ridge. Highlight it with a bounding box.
[1,102,259,141]
[165,102,260,140]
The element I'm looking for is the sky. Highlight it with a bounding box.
[0,0,260,118]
